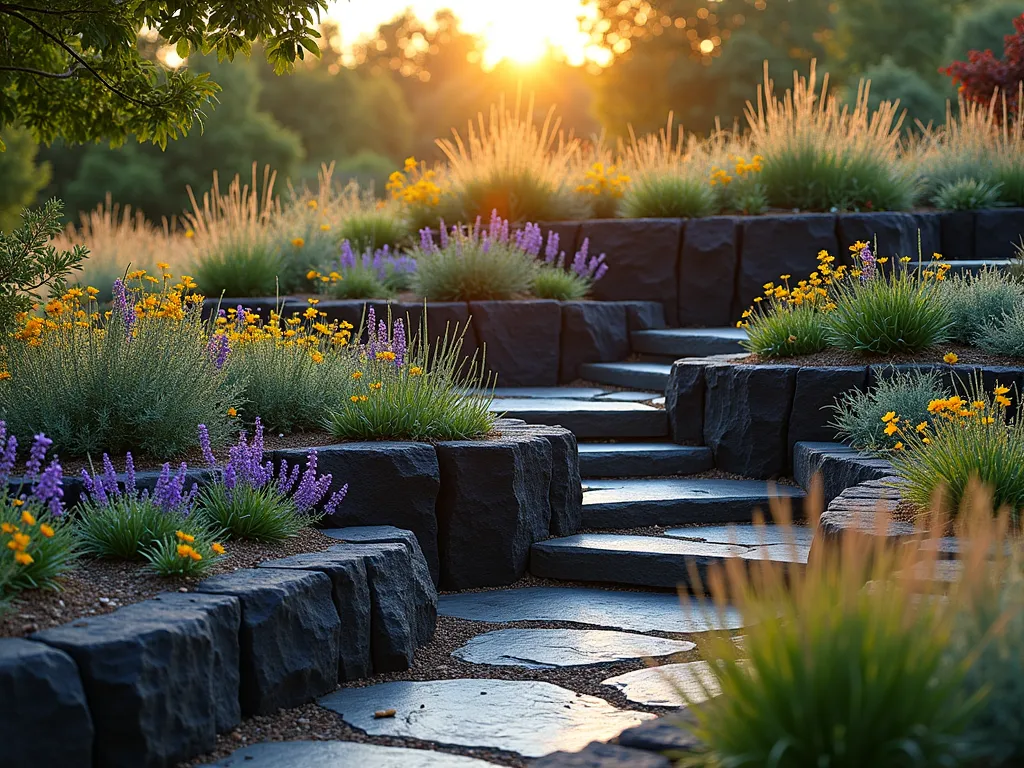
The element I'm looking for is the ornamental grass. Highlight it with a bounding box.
[683,491,993,768]
[885,377,1024,518]
[323,307,496,442]
[941,268,1024,345]
[0,272,242,458]
[436,94,582,223]
[744,63,916,212]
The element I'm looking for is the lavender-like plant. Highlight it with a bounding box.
[196,419,347,540]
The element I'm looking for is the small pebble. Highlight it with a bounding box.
[178,587,189,593]
[98,597,110,604]
[296,718,309,725]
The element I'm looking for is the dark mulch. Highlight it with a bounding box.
[0,527,337,638]
[743,344,1024,368]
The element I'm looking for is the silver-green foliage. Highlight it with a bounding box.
[941,268,1024,344]
[532,265,592,300]
[829,369,949,451]
[0,306,242,458]
[932,178,1004,211]
[978,306,1024,357]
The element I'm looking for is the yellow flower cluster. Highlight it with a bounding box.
[12,269,204,349]
[215,298,353,365]
[387,157,442,207]
[883,385,1015,451]
[576,162,630,198]
[2,507,54,568]
[710,155,763,186]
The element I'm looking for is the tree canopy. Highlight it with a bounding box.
[0,0,328,149]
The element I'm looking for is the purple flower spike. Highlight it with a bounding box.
[112,278,135,340]
[859,244,876,282]
[0,422,17,484]
[198,424,217,467]
[207,333,230,369]
[323,483,349,517]
[33,461,64,518]
[125,452,136,497]
[393,319,406,367]
[25,434,53,478]
[366,306,377,357]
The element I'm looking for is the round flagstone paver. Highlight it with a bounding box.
[438,586,743,634]
[452,628,696,669]
[202,740,494,766]
[318,678,655,758]
[601,662,721,708]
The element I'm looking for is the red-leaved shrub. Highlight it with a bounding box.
[941,13,1024,120]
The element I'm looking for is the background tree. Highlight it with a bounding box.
[0,0,327,148]
[0,127,50,230]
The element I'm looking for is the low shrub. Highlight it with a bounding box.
[75,454,206,561]
[686,502,977,768]
[942,268,1024,344]
[195,421,346,541]
[411,214,539,301]
[620,173,716,219]
[0,274,243,458]
[977,304,1024,356]
[0,427,76,603]
[933,178,1005,210]
[323,308,496,442]
[942,15,1024,121]
[526,223,607,301]
[887,378,1024,516]
[824,245,952,353]
[829,368,949,451]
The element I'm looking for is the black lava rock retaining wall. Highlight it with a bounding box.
[667,358,1024,479]
[0,526,437,768]
[206,298,664,387]
[6,420,580,591]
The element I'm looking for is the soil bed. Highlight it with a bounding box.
[0,527,336,638]
[743,344,1024,368]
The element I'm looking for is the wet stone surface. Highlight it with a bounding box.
[601,662,721,708]
[451,628,695,670]
[318,678,654,758]
[203,740,496,767]
[438,587,743,635]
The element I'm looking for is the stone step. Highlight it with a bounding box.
[577,361,672,392]
[578,443,713,478]
[490,398,667,439]
[531,530,808,589]
[582,478,806,528]
[630,327,746,359]
[912,259,1012,274]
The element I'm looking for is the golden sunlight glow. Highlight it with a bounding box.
[330,0,612,69]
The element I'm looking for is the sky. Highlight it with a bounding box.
[327,0,607,68]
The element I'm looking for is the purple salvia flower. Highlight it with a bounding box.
[544,231,560,262]
[125,452,136,497]
[438,219,448,249]
[0,423,16,483]
[339,240,356,270]
[393,318,406,367]
[101,454,118,498]
[323,483,349,517]
[419,227,435,251]
[859,244,876,282]
[198,424,217,467]
[207,333,230,369]
[112,278,135,339]
[366,306,377,357]
[81,467,107,506]
[378,319,389,350]
[234,305,247,333]
[222,462,237,492]
[33,460,64,518]
[25,434,52,478]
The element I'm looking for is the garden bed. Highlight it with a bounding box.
[204,297,665,386]
[666,356,1024,479]
[0,524,439,768]
[519,210,1023,326]
[5,419,581,591]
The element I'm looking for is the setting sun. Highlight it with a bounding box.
[329,0,610,68]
